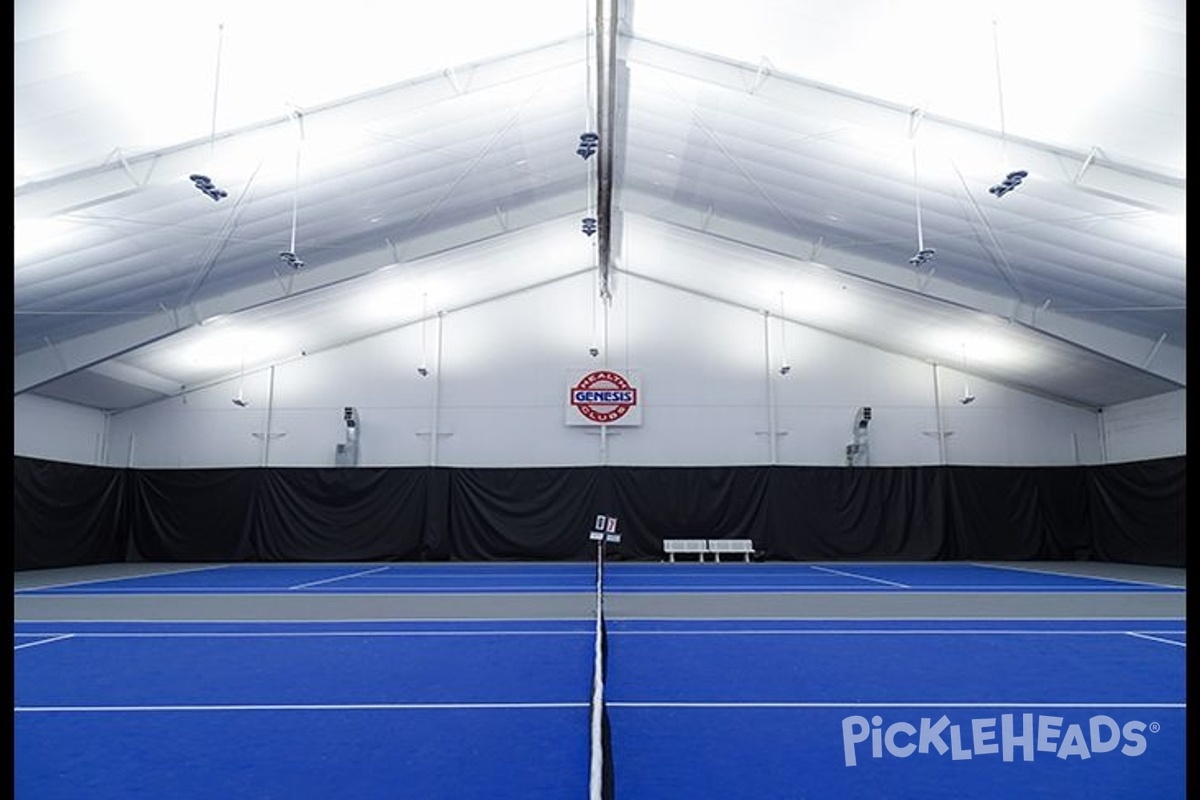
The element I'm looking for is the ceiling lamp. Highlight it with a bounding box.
[777,291,792,376]
[190,23,228,202]
[987,19,1027,199]
[958,342,976,405]
[190,173,227,201]
[232,357,249,406]
[907,109,936,269]
[576,132,599,160]
[417,291,431,377]
[908,248,935,267]
[989,170,1028,198]
[279,109,307,271]
[279,251,305,269]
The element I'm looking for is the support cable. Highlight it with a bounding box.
[908,109,934,268]
[189,23,229,201]
[987,18,1028,198]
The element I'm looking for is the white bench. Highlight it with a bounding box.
[663,539,711,562]
[663,538,756,562]
[707,539,755,562]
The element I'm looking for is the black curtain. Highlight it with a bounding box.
[13,456,1185,569]
[606,466,771,560]
[445,467,604,560]
[13,457,127,569]
[127,468,258,561]
[942,466,1092,560]
[762,465,950,560]
[249,468,429,561]
[1087,457,1186,566]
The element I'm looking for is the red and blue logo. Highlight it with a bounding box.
[570,370,638,424]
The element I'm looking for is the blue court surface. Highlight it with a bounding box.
[15,563,1186,799]
[13,560,1185,594]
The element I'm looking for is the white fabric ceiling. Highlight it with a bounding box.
[14,0,1186,413]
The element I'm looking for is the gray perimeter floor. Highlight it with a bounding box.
[13,561,1186,622]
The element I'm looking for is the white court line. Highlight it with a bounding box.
[289,566,391,590]
[12,617,599,624]
[612,629,1188,637]
[12,616,1184,628]
[15,702,588,713]
[806,566,910,587]
[14,630,593,638]
[14,628,1184,639]
[970,562,1183,589]
[609,701,1185,709]
[19,583,1181,593]
[13,634,75,651]
[608,615,1186,622]
[15,701,1184,714]
[15,564,232,592]
[342,574,591,580]
[618,584,1181,591]
[16,585,596,593]
[1125,632,1187,647]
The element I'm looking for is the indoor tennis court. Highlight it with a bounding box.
[15,560,1185,799]
[14,3,1186,799]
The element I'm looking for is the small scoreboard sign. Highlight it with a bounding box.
[565,369,642,426]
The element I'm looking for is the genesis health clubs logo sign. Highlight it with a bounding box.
[566,369,641,426]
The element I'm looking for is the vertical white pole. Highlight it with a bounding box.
[599,267,612,467]
[430,311,445,466]
[932,363,947,465]
[99,412,111,466]
[262,365,276,466]
[763,310,777,464]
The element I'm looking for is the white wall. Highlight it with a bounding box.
[1100,389,1186,463]
[14,393,108,464]
[55,270,1182,469]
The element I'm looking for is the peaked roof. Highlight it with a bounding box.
[14,0,1186,412]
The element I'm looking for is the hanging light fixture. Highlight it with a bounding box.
[958,342,976,405]
[232,356,249,407]
[907,109,935,268]
[191,23,228,201]
[986,18,1028,198]
[576,132,599,160]
[417,292,430,377]
[278,108,306,270]
[777,291,792,376]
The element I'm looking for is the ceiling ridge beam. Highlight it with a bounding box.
[594,0,618,299]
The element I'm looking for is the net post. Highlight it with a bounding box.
[588,514,619,800]
[589,513,621,591]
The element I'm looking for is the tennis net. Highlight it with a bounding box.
[588,516,618,800]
